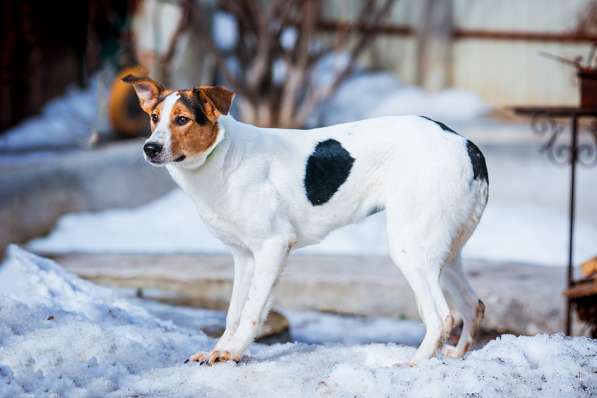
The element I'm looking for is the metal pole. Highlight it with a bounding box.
[565,115,578,336]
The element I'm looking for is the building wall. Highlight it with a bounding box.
[322,0,595,107]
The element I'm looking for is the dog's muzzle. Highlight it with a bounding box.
[143,142,163,159]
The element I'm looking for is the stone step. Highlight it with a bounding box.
[52,253,574,335]
[0,140,175,251]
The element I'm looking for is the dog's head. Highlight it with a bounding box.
[122,75,234,168]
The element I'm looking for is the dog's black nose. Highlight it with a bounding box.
[143,142,162,158]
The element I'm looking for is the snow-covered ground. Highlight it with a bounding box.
[0,72,112,153]
[315,72,489,127]
[138,300,425,348]
[29,188,597,266]
[1,246,596,397]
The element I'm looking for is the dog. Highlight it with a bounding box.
[123,74,488,366]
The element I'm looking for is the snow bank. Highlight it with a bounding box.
[0,247,596,397]
[317,73,489,127]
[0,72,110,152]
[0,245,211,397]
[28,189,597,266]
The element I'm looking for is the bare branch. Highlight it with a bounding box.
[161,0,193,84]
[188,1,247,96]
[278,0,320,126]
[295,0,396,126]
[199,0,396,127]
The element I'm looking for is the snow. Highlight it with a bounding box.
[0,72,110,152]
[284,311,424,347]
[213,11,238,51]
[28,188,597,266]
[316,72,489,127]
[136,300,425,347]
[1,246,596,397]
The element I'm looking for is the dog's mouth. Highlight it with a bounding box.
[146,157,166,166]
[145,154,186,166]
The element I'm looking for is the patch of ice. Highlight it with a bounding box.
[0,247,595,397]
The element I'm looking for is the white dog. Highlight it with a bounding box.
[124,75,488,366]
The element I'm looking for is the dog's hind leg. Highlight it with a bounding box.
[398,263,449,364]
[386,212,453,364]
[441,254,484,358]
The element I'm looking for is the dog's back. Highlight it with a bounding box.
[226,115,488,252]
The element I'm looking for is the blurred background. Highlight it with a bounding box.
[1,0,597,345]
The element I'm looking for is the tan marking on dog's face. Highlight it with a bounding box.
[123,75,235,164]
[168,92,219,158]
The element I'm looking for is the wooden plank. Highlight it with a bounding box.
[48,252,575,335]
[564,280,597,299]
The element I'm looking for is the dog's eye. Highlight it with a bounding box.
[151,113,159,123]
[175,116,190,126]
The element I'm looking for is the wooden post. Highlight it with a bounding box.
[416,0,453,91]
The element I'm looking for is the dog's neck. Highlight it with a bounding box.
[164,115,252,213]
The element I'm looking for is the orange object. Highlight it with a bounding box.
[581,256,597,278]
[108,66,150,137]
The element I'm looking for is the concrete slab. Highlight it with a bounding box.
[52,253,575,336]
[0,140,175,250]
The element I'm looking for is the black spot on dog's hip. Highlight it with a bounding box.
[466,140,488,183]
[304,139,355,206]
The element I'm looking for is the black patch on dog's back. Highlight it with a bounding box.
[466,140,488,183]
[178,93,208,125]
[304,139,355,206]
[420,115,458,135]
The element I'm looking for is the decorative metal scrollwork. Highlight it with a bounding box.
[530,113,597,167]
[580,119,597,167]
[531,113,568,166]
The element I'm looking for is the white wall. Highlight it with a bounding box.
[322,0,594,106]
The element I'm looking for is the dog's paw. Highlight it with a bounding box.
[442,344,465,359]
[205,350,241,366]
[185,349,241,366]
[184,351,209,364]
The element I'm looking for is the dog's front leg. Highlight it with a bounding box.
[202,238,289,365]
[186,247,253,364]
[216,247,254,347]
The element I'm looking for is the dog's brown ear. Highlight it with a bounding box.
[122,74,164,113]
[195,86,234,119]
